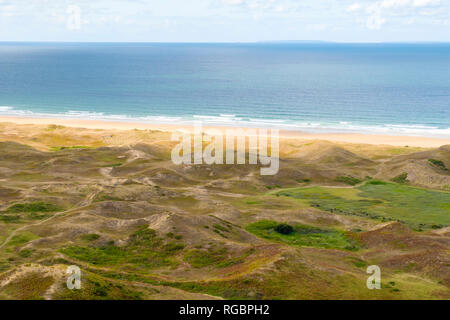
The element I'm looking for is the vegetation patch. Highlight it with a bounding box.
[163,255,431,300]
[91,150,126,167]
[8,232,39,247]
[18,249,34,258]
[183,246,253,269]
[213,223,232,233]
[0,202,62,222]
[246,220,359,251]
[275,224,294,235]
[391,172,409,184]
[6,202,62,214]
[49,146,92,152]
[0,214,21,223]
[428,159,448,171]
[365,180,388,185]
[94,194,123,202]
[0,261,11,272]
[183,247,228,268]
[275,183,450,229]
[61,226,183,271]
[266,185,282,190]
[105,163,123,168]
[56,272,143,300]
[81,234,101,242]
[334,176,362,186]
[2,272,53,300]
[346,257,368,268]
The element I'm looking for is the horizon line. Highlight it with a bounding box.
[1,40,450,45]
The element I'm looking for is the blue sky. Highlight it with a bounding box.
[0,0,449,42]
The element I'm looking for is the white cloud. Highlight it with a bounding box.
[0,0,449,42]
[413,0,440,7]
[380,0,411,9]
[419,9,440,15]
[367,10,386,29]
[354,0,444,30]
[275,5,285,13]
[220,0,295,14]
[0,4,16,17]
[221,0,244,5]
[306,23,328,31]
[346,3,362,12]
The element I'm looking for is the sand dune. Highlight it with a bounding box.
[0,119,449,300]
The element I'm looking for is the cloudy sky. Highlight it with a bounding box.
[0,0,449,42]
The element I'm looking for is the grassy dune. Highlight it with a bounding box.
[275,182,450,230]
[0,122,449,300]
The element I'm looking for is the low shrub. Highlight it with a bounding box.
[275,224,294,235]
[391,173,409,184]
[334,176,362,186]
[6,202,62,213]
[428,159,448,171]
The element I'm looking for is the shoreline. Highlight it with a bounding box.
[1,115,450,148]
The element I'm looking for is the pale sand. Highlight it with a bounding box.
[1,115,449,148]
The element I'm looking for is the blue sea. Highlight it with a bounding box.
[0,42,449,138]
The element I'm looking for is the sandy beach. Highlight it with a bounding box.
[0,115,449,148]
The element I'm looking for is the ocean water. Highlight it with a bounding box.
[0,42,449,137]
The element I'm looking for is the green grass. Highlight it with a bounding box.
[246,220,359,251]
[275,182,450,230]
[0,202,62,222]
[0,261,11,272]
[365,180,388,185]
[95,194,123,202]
[81,234,101,242]
[1,272,53,300]
[334,176,362,186]
[275,224,294,235]
[0,214,21,223]
[391,172,409,184]
[93,257,449,300]
[104,163,123,168]
[6,202,62,213]
[61,226,184,271]
[55,272,144,300]
[164,257,445,300]
[213,223,231,233]
[386,146,424,155]
[428,159,448,171]
[49,146,92,152]
[91,150,126,167]
[266,185,282,190]
[183,247,228,268]
[183,246,253,269]
[346,257,368,268]
[8,232,39,247]
[18,249,34,258]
